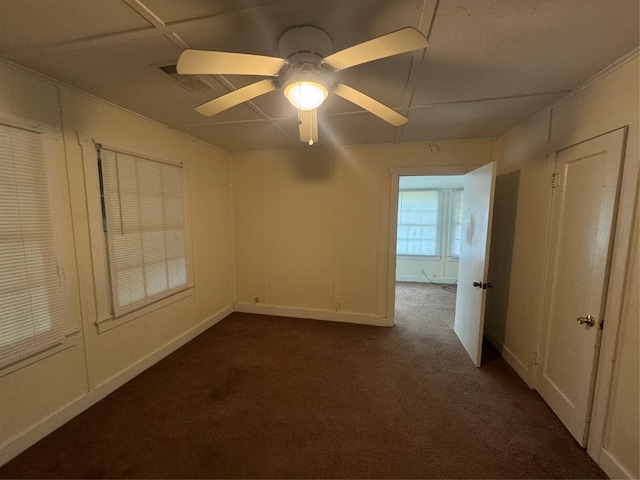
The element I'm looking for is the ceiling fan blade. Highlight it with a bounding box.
[177,50,286,76]
[195,79,277,116]
[333,83,408,126]
[323,27,428,71]
[298,109,319,145]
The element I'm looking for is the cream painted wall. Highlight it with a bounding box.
[603,212,638,479]
[232,140,492,323]
[487,54,639,478]
[485,111,552,378]
[396,256,459,283]
[0,62,234,463]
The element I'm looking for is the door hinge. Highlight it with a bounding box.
[533,352,540,366]
[551,173,561,188]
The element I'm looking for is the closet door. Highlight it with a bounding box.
[537,129,626,446]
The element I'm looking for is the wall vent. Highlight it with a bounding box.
[158,64,215,92]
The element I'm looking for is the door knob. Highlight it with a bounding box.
[576,315,595,326]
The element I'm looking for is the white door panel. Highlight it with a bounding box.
[537,129,625,446]
[454,162,497,367]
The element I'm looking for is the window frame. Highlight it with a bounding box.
[396,188,443,258]
[0,112,79,376]
[78,133,193,334]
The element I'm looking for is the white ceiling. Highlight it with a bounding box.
[0,0,638,152]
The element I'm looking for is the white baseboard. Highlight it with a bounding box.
[598,448,636,480]
[0,304,233,467]
[500,344,532,387]
[234,303,387,327]
[483,331,533,388]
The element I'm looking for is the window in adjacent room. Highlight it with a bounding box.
[97,146,188,318]
[0,122,63,369]
[396,189,442,256]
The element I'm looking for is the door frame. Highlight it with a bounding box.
[533,127,636,464]
[386,165,481,326]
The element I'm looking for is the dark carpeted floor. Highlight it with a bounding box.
[0,282,605,478]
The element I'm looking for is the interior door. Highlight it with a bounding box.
[454,162,497,367]
[537,129,626,446]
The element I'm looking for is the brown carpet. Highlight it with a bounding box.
[0,282,605,479]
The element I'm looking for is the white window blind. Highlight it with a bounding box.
[99,147,187,317]
[0,123,63,368]
[397,189,441,256]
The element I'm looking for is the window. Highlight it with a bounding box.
[0,123,63,368]
[396,189,441,256]
[98,147,187,317]
[448,189,464,257]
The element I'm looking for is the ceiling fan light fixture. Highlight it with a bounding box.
[284,81,328,110]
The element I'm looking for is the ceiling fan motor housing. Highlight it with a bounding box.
[278,25,335,88]
[279,25,334,64]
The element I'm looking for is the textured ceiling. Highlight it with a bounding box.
[0,0,638,152]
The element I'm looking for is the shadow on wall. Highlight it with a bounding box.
[485,169,521,346]
[289,148,334,181]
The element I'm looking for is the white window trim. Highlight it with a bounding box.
[397,254,444,260]
[95,289,192,334]
[0,329,80,378]
[0,111,78,376]
[0,111,58,137]
[78,132,194,334]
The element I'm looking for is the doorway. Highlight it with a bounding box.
[387,164,497,367]
[393,174,464,332]
[395,175,464,285]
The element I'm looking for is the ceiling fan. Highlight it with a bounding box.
[177,26,428,145]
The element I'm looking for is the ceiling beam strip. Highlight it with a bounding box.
[0,0,297,58]
[393,0,440,143]
[0,27,167,59]
[407,91,571,110]
[121,0,191,51]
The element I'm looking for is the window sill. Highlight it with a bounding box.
[95,287,194,334]
[0,329,80,378]
[397,254,443,261]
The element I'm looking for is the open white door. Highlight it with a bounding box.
[454,162,497,366]
[537,129,625,446]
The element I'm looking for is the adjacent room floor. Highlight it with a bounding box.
[0,283,605,478]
